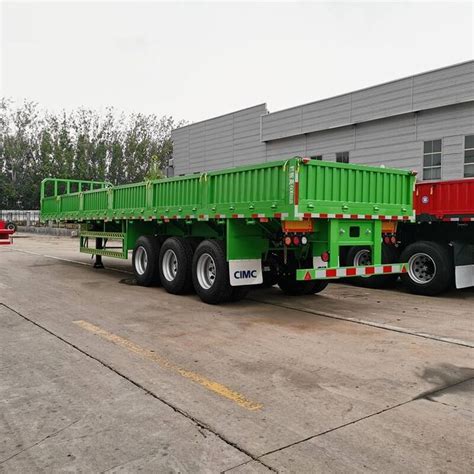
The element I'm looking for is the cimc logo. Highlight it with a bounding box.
[234,270,258,279]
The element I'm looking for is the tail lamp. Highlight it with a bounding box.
[321,251,330,262]
[283,234,309,247]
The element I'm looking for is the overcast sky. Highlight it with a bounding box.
[1,1,473,123]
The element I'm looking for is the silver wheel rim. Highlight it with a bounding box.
[162,249,178,282]
[353,249,372,266]
[408,253,436,284]
[196,253,216,290]
[135,246,148,275]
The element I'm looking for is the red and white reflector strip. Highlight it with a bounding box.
[300,212,414,222]
[297,263,407,281]
[441,216,474,222]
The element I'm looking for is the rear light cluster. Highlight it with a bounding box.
[283,233,308,247]
[383,233,397,245]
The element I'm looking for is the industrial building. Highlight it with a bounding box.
[170,61,474,181]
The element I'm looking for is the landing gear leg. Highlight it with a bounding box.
[93,237,104,269]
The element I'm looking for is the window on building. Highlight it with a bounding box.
[423,140,442,180]
[310,155,322,160]
[464,135,474,178]
[336,152,349,163]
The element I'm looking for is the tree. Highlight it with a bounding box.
[0,99,185,209]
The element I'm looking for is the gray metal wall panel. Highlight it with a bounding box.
[305,127,355,155]
[261,61,474,141]
[265,136,305,161]
[442,135,465,180]
[302,95,351,133]
[413,61,474,109]
[171,104,267,174]
[416,102,474,139]
[263,103,474,180]
[350,78,413,123]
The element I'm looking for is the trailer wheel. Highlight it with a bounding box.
[192,240,234,304]
[400,241,454,296]
[159,237,194,295]
[6,221,17,232]
[132,236,161,287]
[346,244,400,288]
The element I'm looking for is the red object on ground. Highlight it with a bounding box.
[0,220,15,245]
[414,179,474,220]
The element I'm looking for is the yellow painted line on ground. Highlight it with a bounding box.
[73,319,263,411]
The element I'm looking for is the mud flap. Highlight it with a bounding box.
[453,242,474,289]
[229,259,263,286]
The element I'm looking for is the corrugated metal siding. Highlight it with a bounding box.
[171,104,267,175]
[265,102,474,180]
[441,136,465,181]
[261,61,474,141]
[171,62,473,181]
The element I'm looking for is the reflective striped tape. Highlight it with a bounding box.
[300,213,414,221]
[298,263,407,280]
[442,217,474,222]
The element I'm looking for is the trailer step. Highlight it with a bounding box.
[79,231,127,259]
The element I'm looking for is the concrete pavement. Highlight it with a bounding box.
[0,235,472,472]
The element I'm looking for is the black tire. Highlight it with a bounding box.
[346,244,400,289]
[132,236,161,287]
[192,240,234,304]
[278,277,328,296]
[159,237,194,295]
[310,280,330,294]
[229,286,250,302]
[6,221,16,232]
[400,241,454,296]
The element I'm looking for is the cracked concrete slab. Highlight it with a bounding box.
[427,378,474,412]
[258,399,473,472]
[0,306,250,472]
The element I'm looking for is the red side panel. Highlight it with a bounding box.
[414,179,474,218]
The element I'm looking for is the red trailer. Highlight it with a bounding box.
[345,178,474,295]
[414,179,474,221]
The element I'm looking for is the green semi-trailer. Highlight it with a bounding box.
[40,157,416,304]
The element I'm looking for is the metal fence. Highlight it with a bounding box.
[0,210,40,225]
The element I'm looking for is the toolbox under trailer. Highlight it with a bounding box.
[40,157,415,304]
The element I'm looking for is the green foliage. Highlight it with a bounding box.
[145,155,164,180]
[0,99,184,209]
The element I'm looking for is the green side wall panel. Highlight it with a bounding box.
[40,158,415,224]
